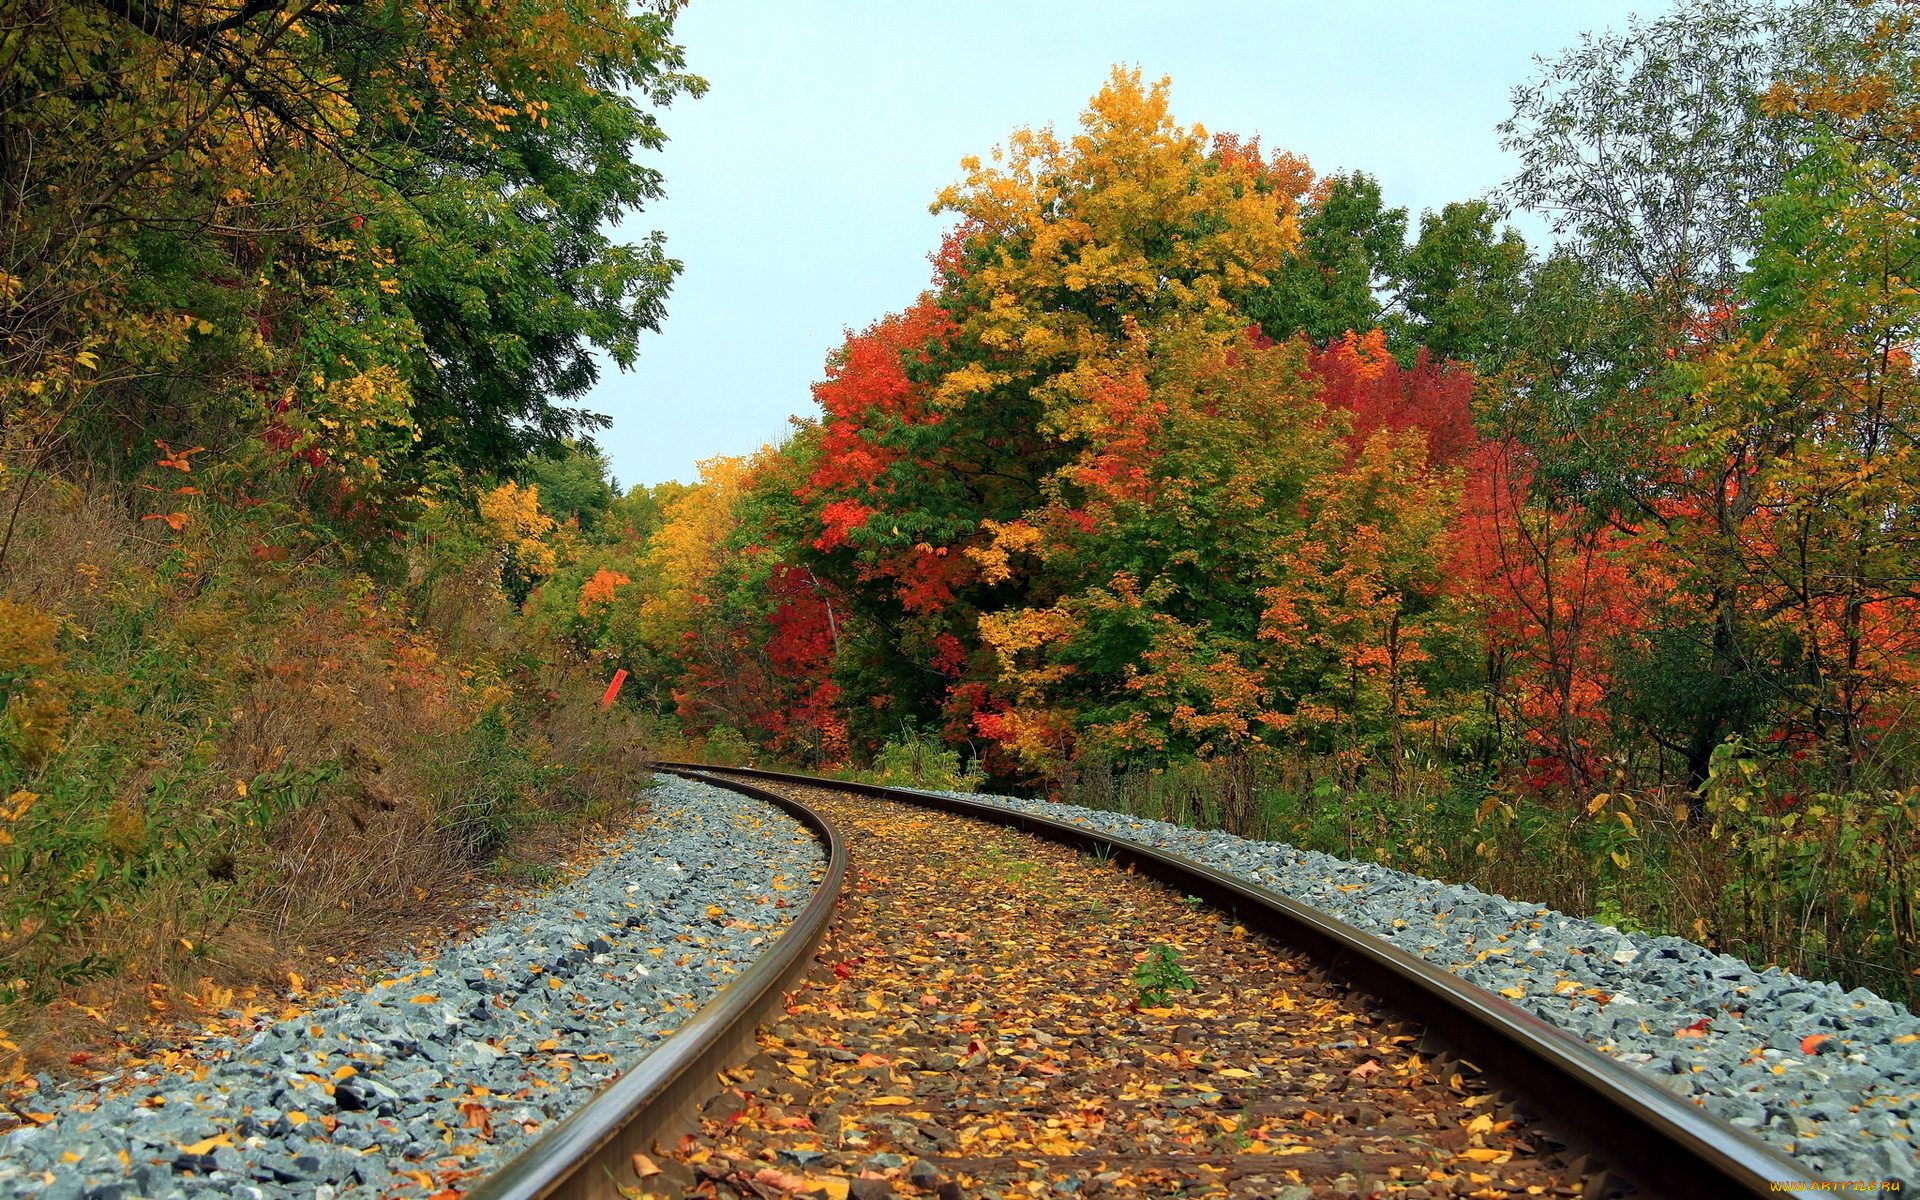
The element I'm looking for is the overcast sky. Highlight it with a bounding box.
[585,0,1650,489]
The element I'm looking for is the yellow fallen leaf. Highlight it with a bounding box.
[285,1111,308,1125]
[806,1178,850,1200]
[1896,1033,1920,1044]
[1499,987,1525,999]
[864,992,884,1011]
[1215,1067,1254,1078]
[408,994,439,1004]
[863,1096,913,1106]
[1461,1148,1511,1163]
[536,1039,560,1052]
[1467,1114,1494,1133]
[178,1133,232,1156]
[332,1065,357,1079]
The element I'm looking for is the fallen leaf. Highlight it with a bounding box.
[632,1153,661,1177]
[754,1166,811,1192]
[807,1177,851,1200]
[177,1133,232,1156]
[1348,1059,1382,1079]
[1801,1034,1833,1055]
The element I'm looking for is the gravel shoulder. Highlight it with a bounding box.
[0,775,823,1200]
[926,787,1920,1185]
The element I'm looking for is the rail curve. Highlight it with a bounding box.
[463,775,848,1200]
[467,762,1822,1198]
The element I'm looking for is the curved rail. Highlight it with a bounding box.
[656,761,1824,1197]
[464,776,848,1200]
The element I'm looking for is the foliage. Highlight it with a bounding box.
[0,0,695,1064]
[490,3,1920,1007]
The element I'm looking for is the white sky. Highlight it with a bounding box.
[586,0,1651,488]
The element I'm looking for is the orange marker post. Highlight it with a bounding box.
[600,669,629,711]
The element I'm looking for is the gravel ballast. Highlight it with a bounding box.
[931,786,1920,1185]
[0,775,823,1200]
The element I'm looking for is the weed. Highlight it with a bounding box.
[1134,944,1196,1007]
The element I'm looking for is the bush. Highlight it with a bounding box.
[870,734,984,792]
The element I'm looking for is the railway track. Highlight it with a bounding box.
[465,764,1825,1200]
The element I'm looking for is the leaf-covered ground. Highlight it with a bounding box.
[651,786,1578,1199]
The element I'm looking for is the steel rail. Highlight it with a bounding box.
[656,761,1826,1197]
[463,776,848,1200]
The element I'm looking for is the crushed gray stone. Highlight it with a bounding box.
[0,775,822,1199]
[928,786,1920,1185]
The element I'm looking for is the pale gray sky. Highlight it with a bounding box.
[588,0,1649,487]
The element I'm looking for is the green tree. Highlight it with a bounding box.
[528,442,617,535]
[1395,201,1529,366]
[1239,172,1407,344]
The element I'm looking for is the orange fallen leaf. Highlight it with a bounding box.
[142,512,189,531]
[1348,1059,1382,1079]
[1676,1018,1711,1038]
[854,1052,890,1067]
[632,1153,660,1177]
[1801,1034,1833,1054]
